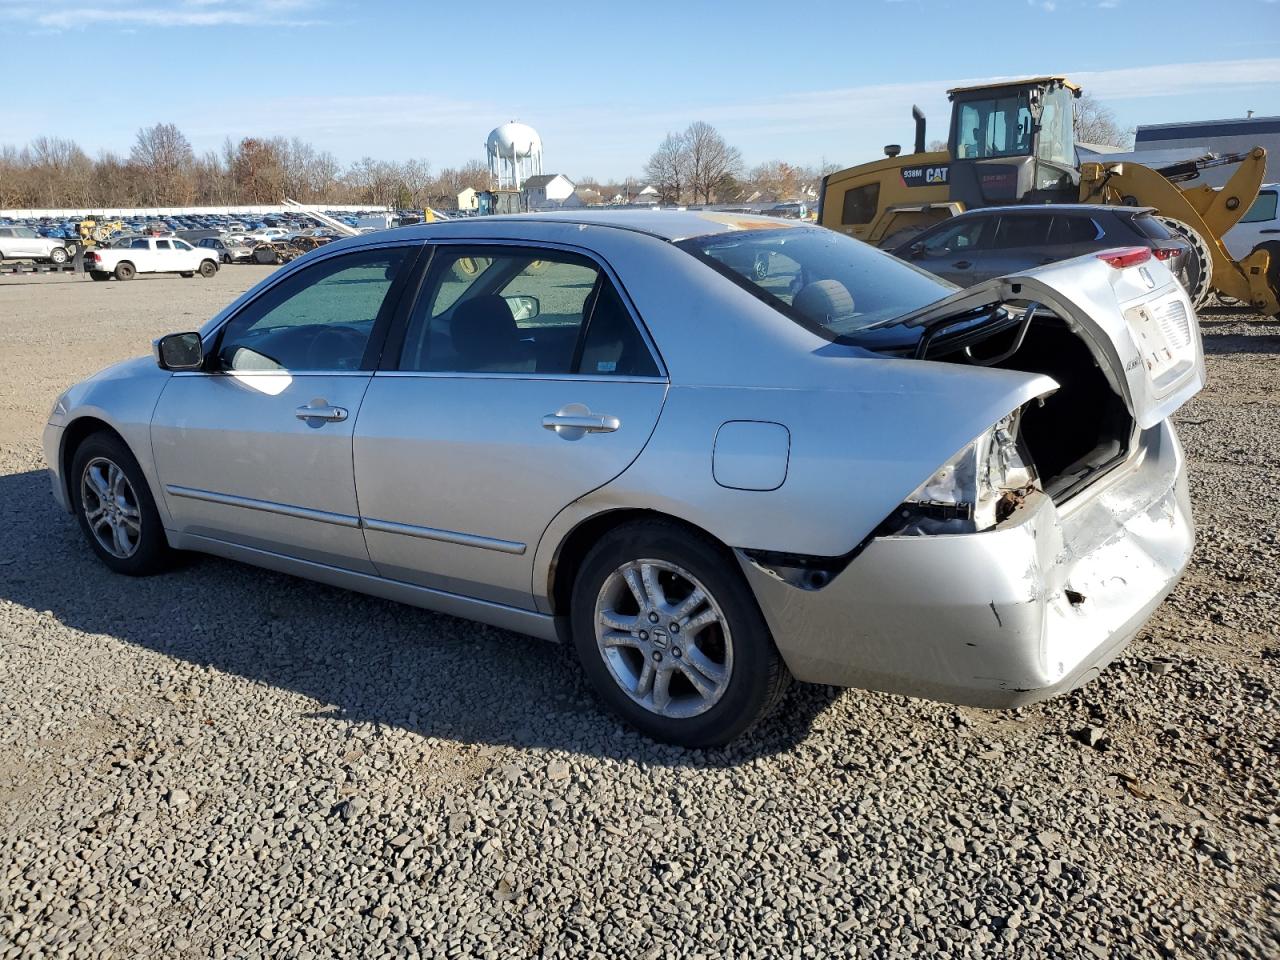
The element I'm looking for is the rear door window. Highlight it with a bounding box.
[398,246,659,377]
[991,215,1052,248]
[1047,216,1102,244]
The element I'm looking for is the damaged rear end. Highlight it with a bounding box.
[742,250,1203,707]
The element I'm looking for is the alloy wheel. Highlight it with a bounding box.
[80,457,142,558]
[593,559,733,719]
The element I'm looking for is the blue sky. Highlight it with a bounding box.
[4,0,1279,179]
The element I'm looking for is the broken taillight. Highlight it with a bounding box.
[1151,246,1181,262]
[1095,247,1152,269]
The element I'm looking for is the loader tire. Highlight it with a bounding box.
[1255,242,1280,319]
[1157,216,1213,309]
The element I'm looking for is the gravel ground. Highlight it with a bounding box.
[0,271,1277,959]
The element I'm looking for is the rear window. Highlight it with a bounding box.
[676,226,951,339]
[1129,213,1173,240]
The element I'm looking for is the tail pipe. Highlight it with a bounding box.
[912,105,926,154]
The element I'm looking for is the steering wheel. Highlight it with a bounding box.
[305,325,365,369]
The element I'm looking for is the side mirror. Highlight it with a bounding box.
[908,241,925,259]
[154,332,204,371]
[505,294,540,322]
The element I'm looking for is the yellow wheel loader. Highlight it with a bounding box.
[76,218,126,247]
[817,76,1277,316]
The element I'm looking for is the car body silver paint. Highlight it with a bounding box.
[47,210,1203,711]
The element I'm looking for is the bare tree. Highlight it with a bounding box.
[232,138,285,203]
[130,123,195,204]
[749,160,801,200]
[1074,94,1133,148]
[684,121,742,204]
[644,132,690,203]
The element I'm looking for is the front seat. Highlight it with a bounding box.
[449,294,533,372]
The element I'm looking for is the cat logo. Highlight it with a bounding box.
[900,164,950,188]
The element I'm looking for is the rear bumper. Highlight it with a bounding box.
[738,420,1193,708]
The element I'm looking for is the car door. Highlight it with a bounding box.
[171,238,199,268]
[984,214,1054,279]
[909,217,993,285]
[354,243,668,609]
[151,244,420,572]
[129,238,155,270]
[13,227,42,257]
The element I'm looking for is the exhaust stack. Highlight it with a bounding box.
[912,106,926,154]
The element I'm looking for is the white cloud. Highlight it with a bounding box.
[4,0,324,31]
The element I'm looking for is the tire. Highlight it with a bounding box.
[113,261,136,281]
[198,259,218,278]
[570,519,791,747]
[69,432,171,576]
[89,270,110,281]
[180,271,194,278]
[1157,216,1213,309]
[48,246,68,265]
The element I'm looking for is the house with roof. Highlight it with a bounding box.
[523,174,577,210]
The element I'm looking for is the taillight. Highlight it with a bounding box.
[1096,247,1152,269]
[1151,246,1181,262]
[84,251,98,262]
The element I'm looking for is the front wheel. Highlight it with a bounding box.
[69,432,172,576]
[570,520,790,746]
[1157,216,1213,309]
[198,259,218,278]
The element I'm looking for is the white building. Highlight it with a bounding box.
[456,187,479,212]
[1134,115,1280,187]
[523,174,578,210]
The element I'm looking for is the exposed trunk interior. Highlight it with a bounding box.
[934,315,1134,501]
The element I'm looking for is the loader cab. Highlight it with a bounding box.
[946,77,1081,208]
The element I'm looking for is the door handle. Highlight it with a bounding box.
[295,400,348,423]
[542,413,620,433]
[952,260,971,269]
[1261,229,1280,234]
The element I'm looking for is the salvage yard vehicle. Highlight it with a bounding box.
[0,225,72,264]
[84,237,220,281]
[195,236,255,264]
[44,211,1203,746]
[891,204,1189,288]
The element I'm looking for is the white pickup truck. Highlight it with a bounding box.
[84,237,220,281]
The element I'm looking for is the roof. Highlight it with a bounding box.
[952,203,1153,216]
[947,75,1081,97]
[1136,115,1280,143]
[386,209,804,242]
[522,174,572,190]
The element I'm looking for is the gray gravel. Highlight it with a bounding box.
[1,273,1277,959]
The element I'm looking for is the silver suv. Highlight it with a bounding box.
[0,226,71,264]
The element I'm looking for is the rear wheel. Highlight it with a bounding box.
[198,259,218,278]
[113,261,136,281]
[1157,216,1213,309]
[70,432,172,576]
[48,246,68,265]
[89,270,110,281]
[570,520,790,747]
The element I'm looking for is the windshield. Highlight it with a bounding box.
[676,226,953,338]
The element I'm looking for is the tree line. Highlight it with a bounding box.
[0,123,491,210]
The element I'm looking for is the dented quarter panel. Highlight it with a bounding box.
[737,421,1193,707]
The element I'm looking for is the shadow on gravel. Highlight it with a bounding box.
[0,468,841,767]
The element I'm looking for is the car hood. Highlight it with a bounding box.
[873,256,1205,430]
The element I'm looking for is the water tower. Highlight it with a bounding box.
[486,121,543,191]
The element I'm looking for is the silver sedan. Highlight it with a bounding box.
[44,211,1204,745]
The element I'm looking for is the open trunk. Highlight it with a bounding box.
[881,255,1205,504]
